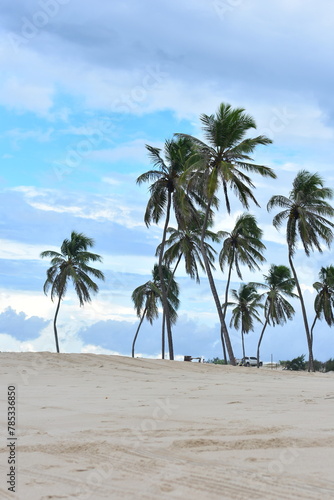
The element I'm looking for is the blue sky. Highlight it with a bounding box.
[1,0,334,361]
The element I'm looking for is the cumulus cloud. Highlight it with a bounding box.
[0,307,49,340]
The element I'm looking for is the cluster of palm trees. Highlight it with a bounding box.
[133,102,334,371]
[39,103,334,371]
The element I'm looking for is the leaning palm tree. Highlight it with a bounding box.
[225,283,263,360]
[311,265,334,345]
[40,231,105,353]
[131,264,179,358]
[137,137,198,360]
[219,213,266,320]
[267,170,334,371]
[251,264,297,367]
[178,103,275,364]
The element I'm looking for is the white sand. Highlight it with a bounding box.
[1,352,334,499]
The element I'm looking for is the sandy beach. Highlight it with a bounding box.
[1,352,334,499]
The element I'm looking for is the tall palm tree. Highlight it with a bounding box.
[311,265,334,345]
[267,170,334,371]
[131,264,179,358]
[225,283,263,359]
[178,103,275,364]
[219,213,266,320]
[137,137,198,360]
[251,264,297,367]
[40,231,105,353]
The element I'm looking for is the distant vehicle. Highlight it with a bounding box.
[239,356,262,367]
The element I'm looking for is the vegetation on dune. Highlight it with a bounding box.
[280,356,334,372]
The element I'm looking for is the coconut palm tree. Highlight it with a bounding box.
[40,231,105,353]
[219,213,266,320]
[177,102,275,364]
[137,137,198,360]
[251,264,297,367]
[311,265,334,345]
[131,264,179,358]
[225,283,263,360]
[267,170,334,371]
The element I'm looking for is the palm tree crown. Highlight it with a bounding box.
[268,170,334,256]
[311,265,334,340]
[254,265,297,327]
[179,102,276,213]
[137,137,199,227]
[219,213,266,279]
[157,211,220,283]
[226,283,263,359]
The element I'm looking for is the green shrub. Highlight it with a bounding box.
[306,359,324,372]
[207,357,227,365]
[324,358,334,372]
[285,354,306,371]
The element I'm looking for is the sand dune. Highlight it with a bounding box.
[1,352,334,499]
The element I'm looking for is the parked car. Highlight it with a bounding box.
[239,356,262,367]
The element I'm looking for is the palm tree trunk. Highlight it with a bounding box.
[288,252,314,372]
[53,294,62,353]
[161,253,182,359]
[162,311,165,359]
[241,331,246,360]
[158,190,174,360]
[310,315,317,348]
[257,315,269,368]
[223,255,234,319]
[200,197,236,365]
[132,307,147,358]
[221,255,234,364]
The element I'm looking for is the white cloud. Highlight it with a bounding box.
[0,77,54,116]
[0,239,58,261]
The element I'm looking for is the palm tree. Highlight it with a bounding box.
[40,231,105,353]
[267,170,334,371]
[219,213,266,320]
[178,103,275,364]
[131,264,179,358]
[225,283,263,360]
[137,137,198,360]
[251,265,297,367]
[311,265,334,345]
